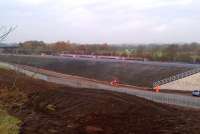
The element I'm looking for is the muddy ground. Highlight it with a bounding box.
[0,69,200,134]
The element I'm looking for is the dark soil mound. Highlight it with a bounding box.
[0,69,200,134]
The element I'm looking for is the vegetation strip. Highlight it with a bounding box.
[0,109,21,134]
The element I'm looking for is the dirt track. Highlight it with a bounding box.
[0,69,200,134]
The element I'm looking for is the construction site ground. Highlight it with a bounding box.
[0,69,200,134]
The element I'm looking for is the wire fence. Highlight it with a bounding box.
[118,88,200,108]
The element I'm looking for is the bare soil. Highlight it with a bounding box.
[0,69,200,134]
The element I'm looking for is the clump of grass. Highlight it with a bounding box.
[0,87,27,109]
[0,109,21,134]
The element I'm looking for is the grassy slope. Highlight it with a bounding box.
[0,68,22,134]
[0,109,20,134]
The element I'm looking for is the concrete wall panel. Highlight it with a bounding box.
[160,73,200,91]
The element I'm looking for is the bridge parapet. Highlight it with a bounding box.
[153,68,200,87]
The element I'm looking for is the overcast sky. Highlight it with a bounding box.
[1,0,200,44]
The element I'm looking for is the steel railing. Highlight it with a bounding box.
[153,68,200,87]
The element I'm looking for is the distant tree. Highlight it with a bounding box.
[19,40,47,54]
[136,45,146,58]
[176,53,193,63]
[163,44,179,61]
[20,41,46,48]
[50,41,72,52]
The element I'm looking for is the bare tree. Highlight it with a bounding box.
[0,26,18,89]
[0,26,17,42]
[0,26,42,89]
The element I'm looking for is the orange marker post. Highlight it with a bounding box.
[110,80,119,87]
[154,86,160,93]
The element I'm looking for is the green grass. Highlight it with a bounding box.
[0,109,21,134]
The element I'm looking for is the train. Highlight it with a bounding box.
[59,54,146,61]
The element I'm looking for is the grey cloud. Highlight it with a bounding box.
[1,0,200,43]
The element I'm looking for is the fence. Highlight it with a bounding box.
[119,88,200,108]
[153,68,200,87]
[0,61,200,109]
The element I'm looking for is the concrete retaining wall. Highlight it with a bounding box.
[160,72,200,91]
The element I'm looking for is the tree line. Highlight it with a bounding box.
[12,41,200,63]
